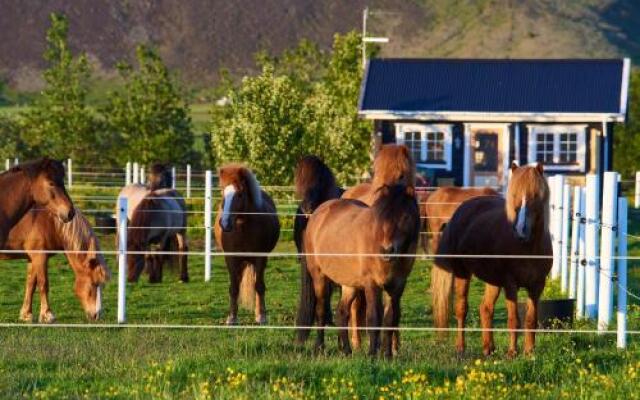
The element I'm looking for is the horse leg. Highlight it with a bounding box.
[313,277,329,352]
[226,258,243,325]
[480,284,501,356]
[454,275,470,356]
[504,283,520,358]
[337,286,358,355]
[34,256,55,324]
[524,284,543,355]
[383,282,405,359]
[254,258,267,325]
[364,286,382,357]
[20,261,37,322]
[349,291,365,349]
[176,232,189,283]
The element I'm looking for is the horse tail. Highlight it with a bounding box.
[295,251,316,344]
[431,265,453,335]
[239,264,256,310]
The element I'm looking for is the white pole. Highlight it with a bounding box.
[126,162,132,186]
[133,162,139,184]
[117,197,128,324]
[172,167,177,189]
[67,158,73,188]
[585,174,600,319]
[560,183,571,292]
[186,164,191,199]
[551,175,565,279]
[569,186,582,299]
[5,159,9,170]
[577,187,587,319]
[140,166,145,185]
[204,170,212,282]
[14,157,18,166]
[617,197,628,349]
[635,171,640,208]
[598,172,618,331]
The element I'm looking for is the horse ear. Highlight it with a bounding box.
[535,162,544,174]
[510,161,519,172]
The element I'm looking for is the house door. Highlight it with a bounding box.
[468,125,508,187]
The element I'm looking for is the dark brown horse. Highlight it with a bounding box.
[1,209,110,322]
[342,144,415,351]
[147,163,173,191]
[0,158,75,248]
[214,164,280,325]
[433,163,551,357]
[299,184,421,358]
[423,187,499,254]
[127,190,189,283]
[293,155,343,344]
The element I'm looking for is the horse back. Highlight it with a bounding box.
[1,209,57,259]
[341,183,374,205]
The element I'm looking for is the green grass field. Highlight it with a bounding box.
[1,187,640,399]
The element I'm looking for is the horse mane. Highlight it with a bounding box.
[219,163,263,209]
[149,163,172,190]
[506,164,550,231]
[372,184,420,241]
[2,158,65,181]
[54,208,107,269]
[372,145,416,188]
[294,155,339,202]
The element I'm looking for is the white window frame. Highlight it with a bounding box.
[527,124,587,172]
[395,123,452,170]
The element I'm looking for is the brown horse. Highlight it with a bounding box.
[0,158,75,249]
[343,144,415,350]
[300,184,420,358]
[432,163,551,357]
[127,190,189,283]
[423,187,499,254]
[293,155,344,344]
[214,164,280,325]
[0,208,110,322]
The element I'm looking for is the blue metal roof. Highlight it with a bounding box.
[359,59,628,116]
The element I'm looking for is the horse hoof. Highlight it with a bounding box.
[19,312,33,323]
[483,345,496,357]
[226,316,238,326]
[255,315,267,325]
[506,349,518,359]
[39,312,56,324]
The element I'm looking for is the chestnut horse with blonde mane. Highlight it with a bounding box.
[299,184,420,358]
[1,208,110,322]
[433,163,551,357]
[342,144,415,351]
[293,155,343,344]
[423,186,499,254]
[215,164,280,325]
[0,158,75,249]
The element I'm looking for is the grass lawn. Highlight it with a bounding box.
[1,190,640,398]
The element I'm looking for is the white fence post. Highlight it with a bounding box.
[577,187,587,319]
[117,197,128,324]
[598,172,618,331]
[172,166,177,189]
[133,162,139,184]
[67,158,73,188]
[186,164,191,199]
[5,159,9,170]
[560,183,571,292]
[140,166,145,185]
[126,162,132,186]
[617,197,628,348]
[204,170,212,282]
[635,171,640,208]
[585,174,600,319]
[569,186,581,299]
[14,157,18,166]
[551,175,565,279]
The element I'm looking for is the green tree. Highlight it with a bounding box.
[103,45,196,166]
[0,115,25,161]
[212,64,310,185]
[614,69,640,179]
[20,13,108,163]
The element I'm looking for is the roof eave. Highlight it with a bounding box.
[358,110,626,123]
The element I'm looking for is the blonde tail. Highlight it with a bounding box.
[431,264,453,336]
[239,265,256,310]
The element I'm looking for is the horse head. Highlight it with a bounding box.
[21,158,75,222]
[218,164,263,232]
[148,163,172,190]
[373,184,421,261]
[372,145,416,190]
[506,162,550,242]
[294,155,338,215]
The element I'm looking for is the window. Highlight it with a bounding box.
[527,125,586,172]
[395,123,452,170]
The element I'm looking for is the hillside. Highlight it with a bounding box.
[0,0,639,91]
